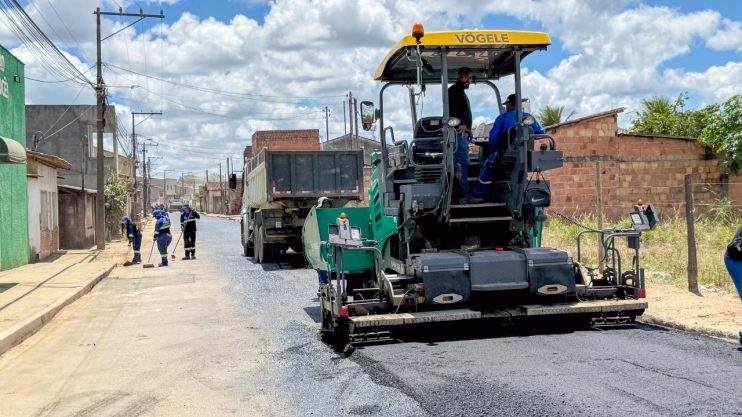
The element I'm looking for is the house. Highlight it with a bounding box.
[479,107,742,219]
[26,150,71,261]
[0,45,30,271]
[245,129,320,158]
[26,105,126,189]
[203,181,224,213]
[321,133,383,201]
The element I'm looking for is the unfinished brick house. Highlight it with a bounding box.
[244,129,320,158]
[542,108,742,220]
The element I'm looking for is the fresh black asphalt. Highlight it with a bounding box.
[200,215,742,417]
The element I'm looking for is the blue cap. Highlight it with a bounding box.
[183,202,190,209]
[121,215,129,223]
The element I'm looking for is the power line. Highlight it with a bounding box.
[103,62,346,103]
[0,0,93,87]
[43,106,95,140]
[41,84,87,136]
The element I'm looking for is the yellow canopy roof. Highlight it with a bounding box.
[374,30,551,82]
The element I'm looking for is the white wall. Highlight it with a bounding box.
[27,177,40,261]
[27,164,60,262]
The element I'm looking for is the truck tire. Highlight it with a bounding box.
[255,225,264,263]
[244,238,254,257]
[241,221,254,257]
[261,232,275,263]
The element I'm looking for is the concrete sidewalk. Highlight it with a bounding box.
[202,212,240,222]
[0,251,115,356]
[0,215,155,357]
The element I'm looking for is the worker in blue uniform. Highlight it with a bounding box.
[724,225,742,344]
[180,202,201,260]
[474,94,545,199]
[121,215,142,264]
[153,210,172,267]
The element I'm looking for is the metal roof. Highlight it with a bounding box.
[0,136,26,164]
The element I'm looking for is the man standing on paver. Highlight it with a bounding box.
[180,202,200,260]
[121,216,142,265]
[153,210,172,267]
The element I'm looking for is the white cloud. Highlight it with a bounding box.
[6,0,742,173]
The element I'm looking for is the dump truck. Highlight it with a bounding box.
[302,25,653,344]
[241,149,364,263]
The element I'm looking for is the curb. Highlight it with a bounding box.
[0,264,114,356]
[640,314,739,344]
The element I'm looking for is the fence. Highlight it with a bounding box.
[547,160,740,294]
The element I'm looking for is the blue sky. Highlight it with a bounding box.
[3,0,741,174]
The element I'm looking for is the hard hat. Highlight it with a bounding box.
[183,202,190,209]
[340,212,347,219]
[121,215,129,224]
[153,210,162,219]
[636,198,644,206]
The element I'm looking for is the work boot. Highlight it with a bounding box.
[182,256,190,260]
[132,254,141,264]
[159,259,168,267]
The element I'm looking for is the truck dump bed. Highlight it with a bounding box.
[245,149,364,207]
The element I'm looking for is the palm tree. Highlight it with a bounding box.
[536,105,575,126]
[629,96,676,135]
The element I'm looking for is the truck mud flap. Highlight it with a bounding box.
[347,299,647,332]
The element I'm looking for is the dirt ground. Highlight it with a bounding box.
[644,273,742,341]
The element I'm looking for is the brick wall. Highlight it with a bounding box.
[39,227,58,260]
[248,129,320,157]
[545,110,742,219]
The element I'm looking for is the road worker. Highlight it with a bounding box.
[180,202,201,260]
[474,94,545,199]
[724,225,742,344]
[153,210,172,267]
[448,66,480,204]
[121,215,142,264]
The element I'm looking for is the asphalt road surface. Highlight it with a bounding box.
[1,215,741,416]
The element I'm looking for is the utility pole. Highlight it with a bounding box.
[131,111,162,219]
[163,170,167,207]
[205,170,209,212]
[95,8,105,249]
[95,7,164,248]
[226,157,230,212]
[353,97,359,149]
[324,106,329,142]
[147,156,152,209]
[343,100,347,135]
[142,143,147,214]
[218,163,224,215]
[348,92,354,143]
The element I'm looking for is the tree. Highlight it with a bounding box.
[537,105,575,126]
[105,175,129,240]
[628,92,713,138]
[699,94,742,174]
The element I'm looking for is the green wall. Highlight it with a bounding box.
[0,45,28,270]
